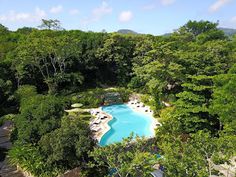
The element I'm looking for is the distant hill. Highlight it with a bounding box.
[162,33,172,37]
[117,29,138,34]
[117,28,236,37]
[161,27,236,37]
[219,27,236,37]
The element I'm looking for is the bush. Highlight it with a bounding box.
[115,88,132,102]
[128,76,144,89]
[0,114,15,126]
[38,116,95,176]
[15,85,37,102]
[14,94,66,144]
[8,143,61,177]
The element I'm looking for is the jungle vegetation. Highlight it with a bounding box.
[0,20,236,177]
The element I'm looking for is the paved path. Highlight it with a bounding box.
[0,121,25,177]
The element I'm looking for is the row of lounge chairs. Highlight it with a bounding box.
[89,109,109,132]
[129,100,153,113]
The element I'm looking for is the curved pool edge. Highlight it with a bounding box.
[99,103,158,145]
[97,109,113,142]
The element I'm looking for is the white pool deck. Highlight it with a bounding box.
[89,99,161,142]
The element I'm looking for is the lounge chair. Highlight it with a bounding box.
[91,126,101,132]
[100,115,107,119]
[94,119,101,124]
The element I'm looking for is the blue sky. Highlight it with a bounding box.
[0,0,236,35]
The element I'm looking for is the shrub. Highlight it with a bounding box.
[8,143,61,177]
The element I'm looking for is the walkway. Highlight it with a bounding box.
[0,121,25,177]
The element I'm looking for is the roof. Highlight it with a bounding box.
[151,169,164,177]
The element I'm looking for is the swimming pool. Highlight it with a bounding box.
[99,104,155,146]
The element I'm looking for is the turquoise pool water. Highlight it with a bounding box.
[99,104,154,146]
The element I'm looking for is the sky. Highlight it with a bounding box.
[0,0,236,35]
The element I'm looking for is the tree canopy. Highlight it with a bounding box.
[0,20,236,177]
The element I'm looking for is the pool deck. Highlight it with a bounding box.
[89,100,161,142]
[90,108,113,142]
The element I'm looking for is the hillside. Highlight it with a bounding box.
[219,27,236,36]
[162,27,236,37]
[117,29,138,34]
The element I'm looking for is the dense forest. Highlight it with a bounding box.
[0,20,236,177]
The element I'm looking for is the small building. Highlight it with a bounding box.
[151,169,164,177]
[103,92,123,105]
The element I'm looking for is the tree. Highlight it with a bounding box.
[8,143,51,176]
[14,91,66,143]
[157,74,225,136]
[179,20,218,37]
[13,30,83,93]
[157,131,236,177]
[211,64,236,134]
[90,136,158,177]
[16,27,35,34]
[96,33,135,85]
[0,63,15,116]
[0,24,9,34]
[38,19,63,30]
[39,116,94,171]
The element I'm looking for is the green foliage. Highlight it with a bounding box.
[157,131,236,177]
[69,87,131,108]
[14,92,66,143]
[15,85,37,103]
[0,114,15,126]
[13,30,83,93]
[38,19,63,30]
[39,116,94,172]
[9,91,94,176]
[0,62,16,116]
[96,33,135,85]
[73,88,104,108]
[179,20,218,37]
[8,143,61,177]
[90,135,158,177]
[0,20,236,177]
[211,64,236,134]
[110,87,132,102]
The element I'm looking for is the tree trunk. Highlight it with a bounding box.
[47,81,57,94]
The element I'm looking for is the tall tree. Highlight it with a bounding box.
[13,31,83,93]
[38,19,63,30]
[211,64,236,134]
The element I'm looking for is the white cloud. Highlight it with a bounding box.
[0,7,46,23]
[143,4,157,10]
[230,16,236,23]
[119,11,133,23]
[92,1,112,19]
[209,0,232,12]
[143,0,175,10]
[69,9,79,15]
[50,5,63,14]
[160,0,175,6]
[35,7,46,18]
[81,1,112,25]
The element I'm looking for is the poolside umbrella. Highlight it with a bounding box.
[71,103,83,108]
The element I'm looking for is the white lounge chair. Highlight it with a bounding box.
[94,119,101,124]
[91,126,101,132]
